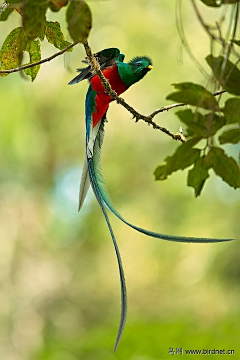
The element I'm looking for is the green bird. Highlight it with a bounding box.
[69,47,233,351]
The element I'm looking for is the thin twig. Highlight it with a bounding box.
[0,41,80,74]
[191,0,217,40]
[223,2,239,84]
[176,0,210,78]
[191,0,240,59]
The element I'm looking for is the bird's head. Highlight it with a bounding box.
[117,55,152,87]
[128,56,153,78]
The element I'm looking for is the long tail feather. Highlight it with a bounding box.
[92,122,233,244]
[78,159,90,211]
[87,141,127,352]
[78,93,102,211]
[86,117,233,352]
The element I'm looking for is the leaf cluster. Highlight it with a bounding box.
[0,0,92,81]
[155,55,240,196]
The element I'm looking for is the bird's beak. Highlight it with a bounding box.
[147,65,153,70]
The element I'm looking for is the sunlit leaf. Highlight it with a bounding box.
[187,156,210,197]
[206,55,240,95]
[22,0,48,40]
[66,0,92,43]
[0,27,27,76]
[0,25,41,81]
[208,147,240,189]
[222,98,240,124]
[154,138,201,180]
[23,38,41,81]
[166,82,217,110]
[219,128,240,144]
[45,21,72,51]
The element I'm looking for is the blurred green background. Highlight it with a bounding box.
[0,1,239,359]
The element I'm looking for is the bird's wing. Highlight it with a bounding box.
[78,120,102,211]
[78,82,102,211]
[68,47,121,85]
[78,158,90,212]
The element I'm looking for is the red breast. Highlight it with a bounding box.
[90,65,128,128]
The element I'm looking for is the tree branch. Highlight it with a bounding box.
[83,41,186,142]
[83,41,226,143]
[0,37,226,144]
[0,41,80,74]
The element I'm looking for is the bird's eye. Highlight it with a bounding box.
[136,62,142,67]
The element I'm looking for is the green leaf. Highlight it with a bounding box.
[208,147,240,189]
[206,113,226,136]
[0,26,41,81]
[222,0,240,3]
[176,109,196,137]
[154,165,168,180]
[200,0,221,7]
[38,26,46,42]
[187,156,210,197]
[0,27,27,75]
[232,40,240,47]
[45,21,72,51]
[66,0,92,43]
[49,0,69,12]
[166,82,217,110]
[23,38,41,81]
[22,0,48,40]
[0,0,17,20]
[176,110,206,138]
[0,7,14,21]
[176,109,226,138]
[219,128,240,144]
[222,98,240,124]
[206,55,240,95]
[154,138,201,180]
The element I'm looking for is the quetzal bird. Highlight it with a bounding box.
[68,48,233,351]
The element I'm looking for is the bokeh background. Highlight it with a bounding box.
[0,1,239,359]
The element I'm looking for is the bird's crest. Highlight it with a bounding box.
[128,55,152,66]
